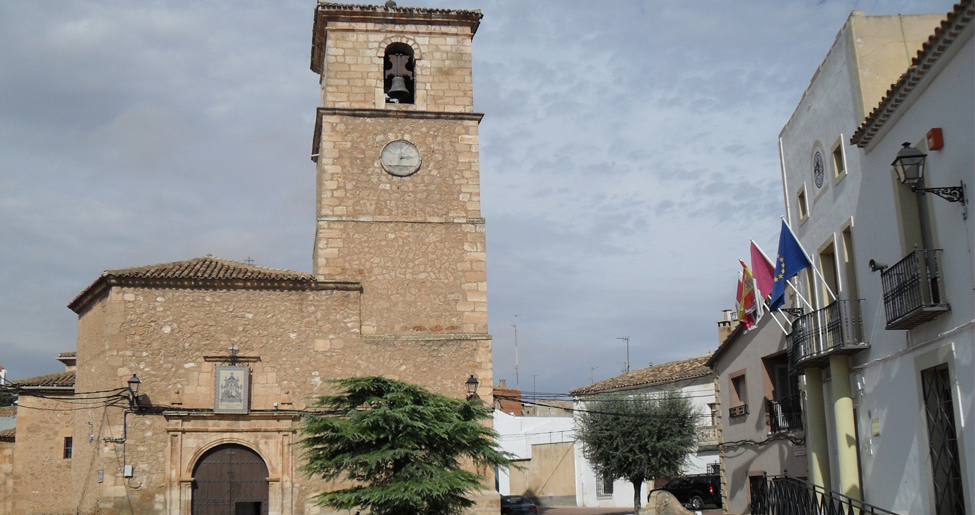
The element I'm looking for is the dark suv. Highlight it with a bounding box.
[652,474,721,510]
[500,495,538,514]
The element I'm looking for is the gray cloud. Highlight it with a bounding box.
[0,0,957,395]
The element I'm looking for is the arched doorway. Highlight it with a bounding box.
[192,444,269,515]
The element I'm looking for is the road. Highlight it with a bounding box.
[538,507,723,515]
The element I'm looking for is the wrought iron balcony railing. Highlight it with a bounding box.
[752,474,899,515]
[767,395,802,434]
[788,299,867,371]
[880,249,949,330]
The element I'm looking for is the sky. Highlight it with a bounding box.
[0,0,957,396]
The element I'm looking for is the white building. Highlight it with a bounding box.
[569,356,718,508]
[493,409,576,505]
[847,2,974,512]
[778,3,972,513]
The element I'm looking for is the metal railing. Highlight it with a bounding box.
[880,249,949,329]
[767,395,802,434]
[789,299,866,370]
[752,475,899,515]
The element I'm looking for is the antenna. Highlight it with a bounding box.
[512,314,520,390]
[617,336,630,373]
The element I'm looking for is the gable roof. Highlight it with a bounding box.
[13,371,75,389]
[570,356,712,396]
[852,0,974,147]
[68,255,360,314]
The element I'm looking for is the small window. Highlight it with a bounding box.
[731,374,747,405]
[797,186,809,222]
[832,145,846,180]
[63,437,73,459]
[384,43,415,104]
[597,475,614,497]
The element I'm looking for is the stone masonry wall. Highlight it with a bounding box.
[314,114,485,335]
[0,439,14,514]
[10,394,75,514]
[320,20,474,112]
[59,285,490,514]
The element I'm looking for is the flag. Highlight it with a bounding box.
[737,260,756,329]
[750,241,775,300]
[769,220,812,310]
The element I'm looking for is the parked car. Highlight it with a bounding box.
[651,474,721,510]
[500,494,538,514]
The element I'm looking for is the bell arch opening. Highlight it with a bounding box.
[384,42,415,104]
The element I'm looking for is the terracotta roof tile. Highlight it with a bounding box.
[68,255,360,314]
[13,371,75,389]
[571,356,713,396]
[0,406,15,417]
[852,1,973,147]
[0,428,13,442]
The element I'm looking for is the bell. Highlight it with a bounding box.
[387,76,411,101]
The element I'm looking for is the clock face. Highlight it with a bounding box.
[380,140,421,177]
[813,151,825,188]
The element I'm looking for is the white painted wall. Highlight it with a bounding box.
[493,410,575,496]
[851,23,973,514]
[779,9,972,514]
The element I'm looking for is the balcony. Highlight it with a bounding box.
[766,395,802,434]
[880,249,949,330]
[788,299,867,370]
[697,424,719,449]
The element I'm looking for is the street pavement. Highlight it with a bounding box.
[537,507,722,515]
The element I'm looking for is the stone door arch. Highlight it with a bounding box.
[192,443,269,515]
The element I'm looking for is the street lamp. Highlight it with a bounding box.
[893,142,965,205]
[465,375,479,401]
[127,374,141,410]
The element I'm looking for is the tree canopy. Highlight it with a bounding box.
[576,390,698,513]
[298,376,511,515]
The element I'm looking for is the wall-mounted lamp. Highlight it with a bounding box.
[893,142,966,205]
[465,375,479,401]
[127,374,141,410]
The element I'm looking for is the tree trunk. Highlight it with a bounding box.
[631,478,643,514]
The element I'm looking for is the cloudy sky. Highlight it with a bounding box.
[0,0,956,395]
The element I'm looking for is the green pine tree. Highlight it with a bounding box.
[298,376,511,515]
[576,390,698,513]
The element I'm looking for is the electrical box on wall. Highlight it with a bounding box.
[123,465,134,478]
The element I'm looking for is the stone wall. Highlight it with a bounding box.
[319,20,474,112]
[0,438,13,514]
[60,284,491,514]
[10,393,75,514]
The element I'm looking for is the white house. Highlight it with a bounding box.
[569,356,718,508]
[846,2,974,512]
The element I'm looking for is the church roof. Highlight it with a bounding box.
[13,370,76,389]
[571,356,713,396]
[68,255,360,314]
[852,0,973,147]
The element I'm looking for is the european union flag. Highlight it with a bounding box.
[769,220,812,310]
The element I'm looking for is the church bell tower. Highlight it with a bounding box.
[309,3,490,395]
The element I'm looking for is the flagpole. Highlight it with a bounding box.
[780,217,837,303]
